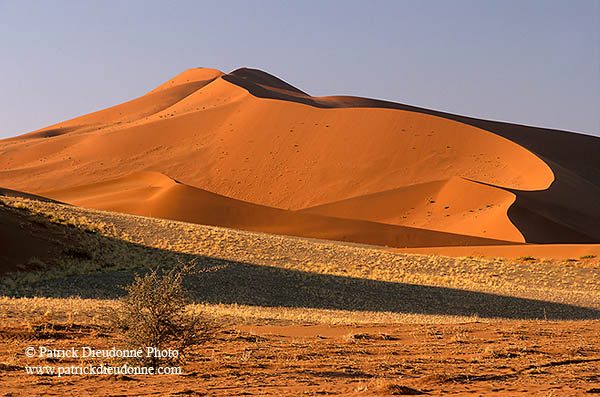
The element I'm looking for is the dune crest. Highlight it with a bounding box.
[148,67,224,94]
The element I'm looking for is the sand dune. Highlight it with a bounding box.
[0,67,598,250]
[43,171,511,248]
[8,69,222,142]
[301,177,523,242]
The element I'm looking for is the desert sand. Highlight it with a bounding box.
[1,67,598,255]
[393,244,600,260]
[2,303,599,396]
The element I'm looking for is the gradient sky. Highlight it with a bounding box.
[0,0,599,139]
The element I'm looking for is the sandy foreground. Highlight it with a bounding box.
[1,197,600,395]
[1,298,600,396]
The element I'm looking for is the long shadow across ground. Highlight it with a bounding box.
[15,255,600,321]
[1,198,598,320]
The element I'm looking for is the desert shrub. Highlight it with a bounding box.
[110,261,210,369]
[517,256,536,262]
[580,255,597,259]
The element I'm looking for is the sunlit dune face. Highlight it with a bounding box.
[176,92,553,211]
[2,68,592,248]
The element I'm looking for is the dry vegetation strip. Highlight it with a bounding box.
[1,196,599,317]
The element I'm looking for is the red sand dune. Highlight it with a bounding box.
[43,171,510,248]
[301,177,523,243]
[0,67,598,253]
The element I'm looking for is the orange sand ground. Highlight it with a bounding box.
[1,67,599,257]
[1,314,599,396]
[392,244,600,260]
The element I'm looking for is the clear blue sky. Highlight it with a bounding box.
[1,0,599,139]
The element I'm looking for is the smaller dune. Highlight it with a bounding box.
[301,177,523,242]
[42,171,513,248]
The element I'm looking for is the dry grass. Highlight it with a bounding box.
[0,197,183,290]
[1,196,599,320]
[0,297,482,327]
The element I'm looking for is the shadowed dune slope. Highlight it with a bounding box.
[0,67,597,246]
[0,204,51,274]
[0,190,72,274]
[43,172,512,248]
